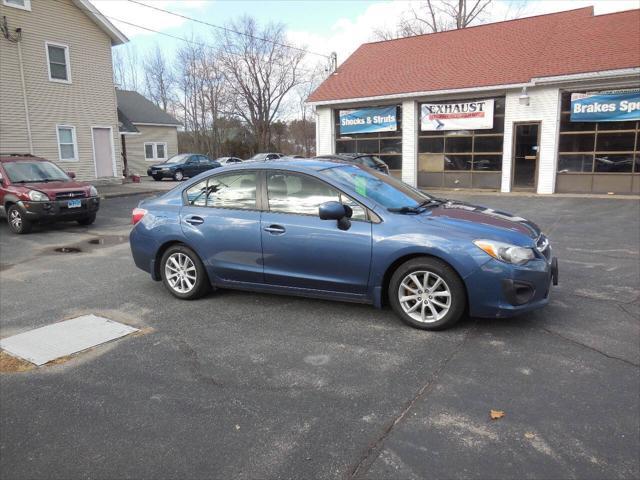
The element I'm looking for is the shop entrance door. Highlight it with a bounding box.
[512,123,540,189]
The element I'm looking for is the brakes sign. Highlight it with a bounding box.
[570,91,640,122]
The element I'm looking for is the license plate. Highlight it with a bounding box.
[68,199,82,208]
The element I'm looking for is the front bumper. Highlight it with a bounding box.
[147,168,172,178]
[465,252,558,318]
[17,197,100,222]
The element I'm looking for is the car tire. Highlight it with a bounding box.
[173,170,184,181]
[389,257,466,331]
[7,205,32,234]
[160,245,210,300]
[77,214,96,226]
[152,175,163,181]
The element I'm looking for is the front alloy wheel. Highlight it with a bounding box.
[389,257,466,330]
[7,205,32,234]
[173,170,184,181]
[398,271,452,323]
[160,245,210,299]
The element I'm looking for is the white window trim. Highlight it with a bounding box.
[144,142,168,161]
[45,42,72,84]
[2,0,31,11]
[56,125,78,162]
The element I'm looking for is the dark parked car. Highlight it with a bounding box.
[315,153,390,174]
[246,153,284,162]
[130,158,558,331]
[0,154,100,234]
[147,154,221,181]
[215,156,243,166]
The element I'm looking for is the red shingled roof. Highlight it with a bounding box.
[308,7,640,103]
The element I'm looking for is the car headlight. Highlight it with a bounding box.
[473,239,535,265]
[161,167,171,171]
[89,185,98,197]
[28,190,49,201]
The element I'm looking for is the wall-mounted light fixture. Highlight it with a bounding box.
[519,86,530,106]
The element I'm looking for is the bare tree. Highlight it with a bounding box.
[112,44,141,91]
[143,44,176,112]
[217,16,306,151]
[374,0,496,40]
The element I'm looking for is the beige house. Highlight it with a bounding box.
[0,0,127,182]
[115,89,181,176]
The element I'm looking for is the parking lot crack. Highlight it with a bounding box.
[540,327,639,368]
[174,337,221,386]
[346,323,477,480]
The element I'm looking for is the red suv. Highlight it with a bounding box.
[0,154,100,234]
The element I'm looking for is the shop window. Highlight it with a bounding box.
[594,154,634,173]
[334,105,403,170]
[418,137,444,153]
[558,154,594,173]
[473,155,502,171]
[595,132,636,152]
[445,137,472,153]
[444,155,472,171]
[474,136,503,153]
[558,134,595,152]
[558,91,639,175]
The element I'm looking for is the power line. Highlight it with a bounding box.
[126,0,331,59]
[46,0,325,76]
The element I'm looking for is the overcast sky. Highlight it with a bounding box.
[93,0,639,68]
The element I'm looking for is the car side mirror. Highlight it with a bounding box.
[67,171,76,179]
[318,201,351,231]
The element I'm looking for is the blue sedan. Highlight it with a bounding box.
[129,158,558,330]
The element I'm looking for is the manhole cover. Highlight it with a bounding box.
[0,315,139,366]
[54,247,82,253]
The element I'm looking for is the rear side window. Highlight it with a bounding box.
[185,172,257,210]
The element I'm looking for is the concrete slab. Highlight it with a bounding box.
[0,315,138,365]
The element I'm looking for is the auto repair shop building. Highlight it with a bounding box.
[308,7,640,194]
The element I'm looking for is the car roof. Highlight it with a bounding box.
[229,157,353,173]
[0,154,48,163]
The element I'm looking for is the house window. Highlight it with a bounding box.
[2,0,31,11]
[144,142,168,161]
[46,43,71,83]
[57,126,77,161]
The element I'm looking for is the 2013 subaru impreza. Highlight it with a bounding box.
[129,158,558,330]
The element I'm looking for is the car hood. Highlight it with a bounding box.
[149,163,177,169]
[18,181,91,195]
[420,201,542,240]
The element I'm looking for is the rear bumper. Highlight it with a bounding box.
[465,254,558,318]
[16,198,99,222]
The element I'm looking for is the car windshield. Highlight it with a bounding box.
[3,161,70,183]
[322,165,431,209]
[163,154,190,164]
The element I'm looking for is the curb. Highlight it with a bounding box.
[99,189,168,200]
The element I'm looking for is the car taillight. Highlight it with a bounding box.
[131,208,147,225]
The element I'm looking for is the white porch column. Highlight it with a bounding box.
[315,106,335,156]
[401,100,418,187]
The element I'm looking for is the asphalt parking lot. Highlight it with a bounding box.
[0,192,638,480]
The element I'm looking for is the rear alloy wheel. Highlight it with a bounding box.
[173,170,184,181]
[389,257,466,330]
[7,205,32,234]
[160,245,210,300]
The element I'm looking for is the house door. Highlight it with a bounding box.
[512,123,540,189]
[93,127,114,177]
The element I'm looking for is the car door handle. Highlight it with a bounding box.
[264,225,286,234]
[185,215,204,226]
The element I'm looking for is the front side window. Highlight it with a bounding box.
[186,172,256,210]
[46,43,70,82]
[57,126,77,161]
[3,0,31,11]
[144,142,167,161]
[267,172,366,220]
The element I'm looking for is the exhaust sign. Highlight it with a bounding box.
[421,99,494,131]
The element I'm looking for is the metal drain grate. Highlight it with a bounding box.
[0,315,138,365]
